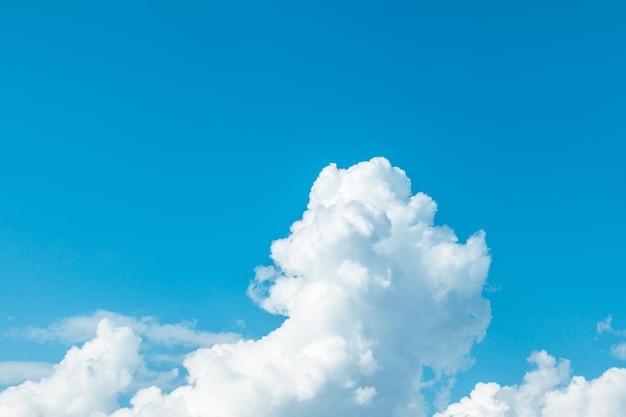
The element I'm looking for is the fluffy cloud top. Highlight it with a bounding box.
[0,319,141,417]
[435,351,626,417]
[1,157,492,417]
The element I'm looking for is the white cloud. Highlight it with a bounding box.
[354,386,377,405]
[3,157,624,416]
[596,316,626,360]
[435,350,626,417]
[4,311,239,396]
[0,157,492,417]
[17,310,239,348]
[113,157,492,417]
[597,316,614,334]
[0,319,142,417]
[612,343,626,360]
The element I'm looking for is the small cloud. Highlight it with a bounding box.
[596,316,626,359]
[597,315,626,337]
[483,282,501,294]
[611,343,626,360]
[354,386,377,406]
[435,351,626,417]
[597,316,614,334]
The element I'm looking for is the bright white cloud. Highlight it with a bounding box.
[0,157,493,417]
[113,157,491,417]
[435,350,626,417]
[0,319,142,417]
[4,311,239,396]
[2,157,625,417]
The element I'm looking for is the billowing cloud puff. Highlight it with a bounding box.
[0,157,492,417]
[2,311,240,389]
[0,319,142,417]
[435,350,626,417]
[113,157,492,417]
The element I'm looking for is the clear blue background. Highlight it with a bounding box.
[1,0,625,402]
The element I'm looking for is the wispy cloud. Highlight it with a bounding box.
[597,316,626,360]
[11,310,240,348]
[611,343,626,360]
[0,361,53,385]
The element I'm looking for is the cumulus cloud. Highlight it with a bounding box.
[435,350,626,417]
[0,319,142,417]
[0,157,492,417]
[2,311,239,396]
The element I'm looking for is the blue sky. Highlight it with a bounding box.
[1,1,625,415]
